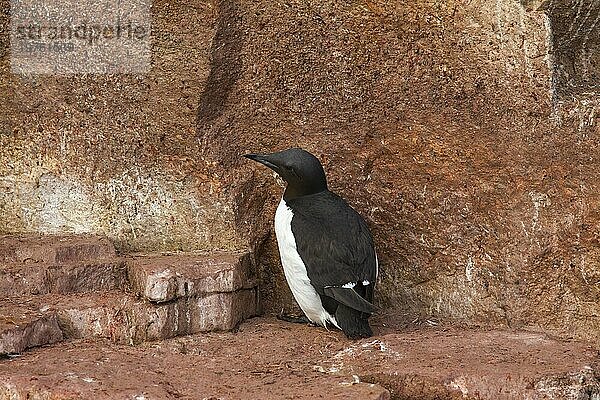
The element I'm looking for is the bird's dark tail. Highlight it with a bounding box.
[335,304,373,339]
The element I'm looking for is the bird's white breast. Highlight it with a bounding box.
[274,198,338,328]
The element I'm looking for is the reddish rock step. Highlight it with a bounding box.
[126,251,257,302]
[0,235,116,265]
[0,322,390,400]
[0,289,258,352]
[54,290,258,344]
[0,317,598,400]
[0,260,127,297]
[323,325,600,399]
[0,299,63,354]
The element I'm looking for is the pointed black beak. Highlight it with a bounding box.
[243,153,261,162]
[243,153,279,171]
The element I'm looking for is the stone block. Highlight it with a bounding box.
[0,235,116,265]
[127,251,257,303]
[0,260,127,297]
[0,299,63,354]
[33,289,258,344]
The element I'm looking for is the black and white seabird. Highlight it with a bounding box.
[244,148,378,339]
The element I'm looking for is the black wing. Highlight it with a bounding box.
[287,190,377,309]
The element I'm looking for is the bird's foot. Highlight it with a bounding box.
[277,310,312,325]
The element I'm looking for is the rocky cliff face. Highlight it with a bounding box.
[1,0,598,343]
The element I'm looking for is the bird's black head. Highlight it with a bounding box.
[244,148,328,201]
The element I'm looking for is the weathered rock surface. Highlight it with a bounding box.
[54,290,258,343]
[325,327,600,399]
[0,260,127,297]
[0,235,116,264]
[0,235,259,352]
[0,299,63,354]
[127,251,256,302]
[0,317,597,400]
[1,0,599,344]
[0,289,257,349]
[0,334,390,400]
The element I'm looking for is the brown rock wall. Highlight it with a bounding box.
[1,0,598,341]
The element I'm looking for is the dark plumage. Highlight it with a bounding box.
[244,148,377,339]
